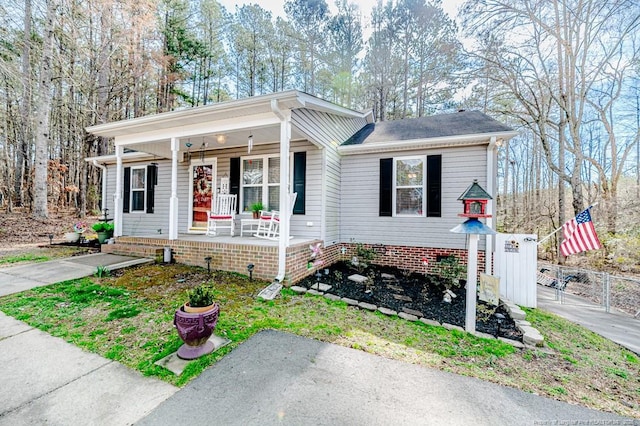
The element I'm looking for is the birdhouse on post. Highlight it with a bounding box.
[458,179,492,218]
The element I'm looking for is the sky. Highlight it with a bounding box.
[216,0,465,28]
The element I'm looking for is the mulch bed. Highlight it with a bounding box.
[298,261,523,341]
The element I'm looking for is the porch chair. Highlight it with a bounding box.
[254,193,297,241]
[206,194,237,236]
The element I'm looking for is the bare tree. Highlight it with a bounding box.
[32,0,56,218]
[462,0,640,237]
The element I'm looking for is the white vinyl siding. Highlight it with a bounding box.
[340,144,489,250]
[105,159,188,236]
[292,108,368,245]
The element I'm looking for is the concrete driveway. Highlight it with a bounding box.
[138,330,634,426]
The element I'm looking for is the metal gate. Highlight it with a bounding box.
[493,233,538,307]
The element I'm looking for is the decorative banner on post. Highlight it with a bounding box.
[479,273,500,306]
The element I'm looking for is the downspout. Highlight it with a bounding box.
[92,159,107,213]
[486,136,497,275]
[271,99,291,282]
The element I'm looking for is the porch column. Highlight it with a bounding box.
[114,145,123,237]
[169,137,179,240]
[272,100,291,282]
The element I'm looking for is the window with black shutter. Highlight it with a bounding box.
[426,155,441,217]
[123,164,156,214]
[293,152,306,214]
[379,158,393,216]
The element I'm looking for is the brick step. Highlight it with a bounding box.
[101,242,163,259]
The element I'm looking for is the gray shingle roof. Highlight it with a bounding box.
[342,110,513,145]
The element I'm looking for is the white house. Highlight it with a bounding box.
[86,90,516,283]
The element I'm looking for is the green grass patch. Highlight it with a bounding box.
[0,253,50,265]
[0,264,638,418]
[105,307,141,321]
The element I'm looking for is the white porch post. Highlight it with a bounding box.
[169,137,179,240]
[272,100,291,282]
[114,145,123,237]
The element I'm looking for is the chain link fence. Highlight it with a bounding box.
[538,262,640,318]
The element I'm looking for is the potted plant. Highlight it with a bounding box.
[103,222,114,238]
[92,222,109,244]
[64,220,87,243]
[173,284,220,359]
[250,201,264,219]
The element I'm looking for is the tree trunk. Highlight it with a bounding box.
[33,0,56,218]
[16,0,33,209]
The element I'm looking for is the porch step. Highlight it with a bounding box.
[100,243,163,260]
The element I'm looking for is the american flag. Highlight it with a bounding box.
[560,207,602,257]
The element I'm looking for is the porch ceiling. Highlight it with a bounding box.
[86,91,369,160]
[127,125,307,160]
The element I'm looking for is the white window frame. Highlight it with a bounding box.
[130,166,147,213]
[392,156,425,217]
[240,154,293,214]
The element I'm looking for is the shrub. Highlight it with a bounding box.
[435,256,466,291]
[186,284,216,308]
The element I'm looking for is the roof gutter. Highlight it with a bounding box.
[84,152,155,165]
[337,131,518,155]
[92,160,108,213]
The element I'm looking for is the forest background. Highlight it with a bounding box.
[0,0,639,270]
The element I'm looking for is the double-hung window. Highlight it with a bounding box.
[123,164,156,214]
[241,155,280,212]
[130,166,146,212]
[394,156,425,216]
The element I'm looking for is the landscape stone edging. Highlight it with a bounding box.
[288,286,541,348]
[500,298,545,347]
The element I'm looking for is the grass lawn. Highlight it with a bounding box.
[0,246,93,266]
[0,263,638,418]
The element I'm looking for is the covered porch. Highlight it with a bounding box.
[86,91,371,283]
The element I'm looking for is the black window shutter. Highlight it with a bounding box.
[123,167,130,213]
[293,152,306,214]
[230,157,240,214]
[146,164,156,214]
[426,155,442,217]
[379,158,393,217]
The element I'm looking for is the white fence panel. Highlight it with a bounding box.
[494,233,538,307]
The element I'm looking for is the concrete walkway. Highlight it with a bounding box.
[0,311,177,425]
[138,330,633,426]
[0,253,152,296]
[537,285,640,355]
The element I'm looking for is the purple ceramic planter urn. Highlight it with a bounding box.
[173,303,220,360]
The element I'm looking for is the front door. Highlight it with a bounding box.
[188,158,216,232]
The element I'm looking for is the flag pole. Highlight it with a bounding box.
[537,203,598,246]
[537,225,562,245]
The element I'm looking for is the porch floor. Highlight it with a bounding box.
[132,233,316,247]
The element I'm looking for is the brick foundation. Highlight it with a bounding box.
[103,237,322,285]
[102,238,483,285]
[327,243,485,275]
